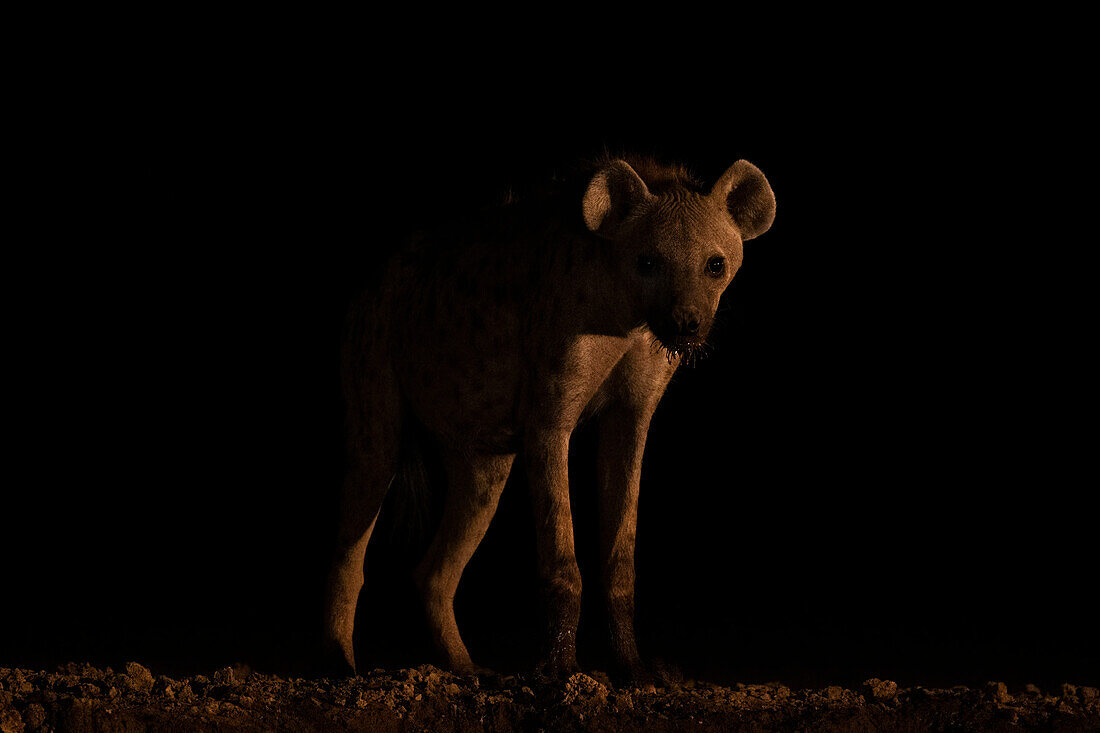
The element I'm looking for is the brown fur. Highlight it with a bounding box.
[323,155,776,685]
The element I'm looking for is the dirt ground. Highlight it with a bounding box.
[2,662,1097,732]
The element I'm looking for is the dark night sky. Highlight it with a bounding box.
[4,34,1095,691]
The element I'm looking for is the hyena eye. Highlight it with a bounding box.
[637,256,658,276]
[706,256,725,277]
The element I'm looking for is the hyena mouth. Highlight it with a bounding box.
[649,334,710,367]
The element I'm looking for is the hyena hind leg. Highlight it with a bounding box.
[413,450,514,675]
[321,357,401,677]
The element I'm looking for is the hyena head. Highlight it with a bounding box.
[582,158,775,360]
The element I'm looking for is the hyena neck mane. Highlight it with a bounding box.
[601,154,707,195]
[495,153,706,208]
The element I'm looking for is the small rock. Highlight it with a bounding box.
[862,678,898,701]
[124,662,154,693]
[612,691,634,710]
[213,667,235,685]
[985,681,1010,703]
[152,676,176,698]
[8,672,32,696]
[57,662,94,677]
[0,707,23,733]
[208,685,234,700]
[213,664,250,686]
[562,673,609,705]
[824,685,845,700]
[23,703,46,730]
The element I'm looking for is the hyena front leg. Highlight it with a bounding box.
[527,428,583,678]
[413,450,514,675]
[596,404,651,686]
[597,342,676,687]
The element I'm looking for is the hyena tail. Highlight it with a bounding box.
[381,419,439,546]
[341,283,440,549]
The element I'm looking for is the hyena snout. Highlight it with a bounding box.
[672,306,702,337]
[654,305,709,350]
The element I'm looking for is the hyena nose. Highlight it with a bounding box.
[673,308,701,337]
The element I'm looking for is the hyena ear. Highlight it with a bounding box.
[710,160,776,240]
[582,160,652,237]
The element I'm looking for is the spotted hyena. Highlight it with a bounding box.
[323,155,776,685]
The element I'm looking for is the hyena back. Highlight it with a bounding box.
[323,155,776,685]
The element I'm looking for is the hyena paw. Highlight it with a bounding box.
[452,661,498,678]
[315,645,357,679]
[617,657,682,692]
[534,652,580,681]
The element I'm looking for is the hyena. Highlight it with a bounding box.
[323,155,776,685]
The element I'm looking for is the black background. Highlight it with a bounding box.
[3,28,1095,692]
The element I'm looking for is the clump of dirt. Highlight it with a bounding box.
[1,662,1097,731]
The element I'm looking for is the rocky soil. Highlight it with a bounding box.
[1,662,1097,732]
